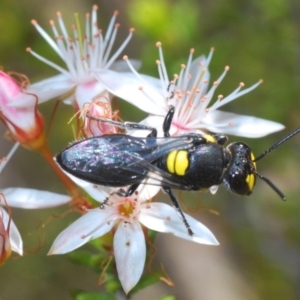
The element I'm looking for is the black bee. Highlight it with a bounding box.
[56,107,300,235]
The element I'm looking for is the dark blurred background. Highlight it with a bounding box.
[1,0,300,299]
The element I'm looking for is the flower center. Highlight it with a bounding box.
[171,120,190,132]
[118,198,137,219]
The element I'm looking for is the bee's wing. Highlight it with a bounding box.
[121,136,195,189]
[56,134,196,189]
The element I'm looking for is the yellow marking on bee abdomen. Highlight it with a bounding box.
[166,150,189,176]
[167,151,177,173]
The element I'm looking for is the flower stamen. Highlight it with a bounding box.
[118,200,134,217]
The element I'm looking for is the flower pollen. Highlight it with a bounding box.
[118,198,137,219]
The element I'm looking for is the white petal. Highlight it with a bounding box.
[1,209,23,255]
[128,115,165,137]
[2,188,71,209]
[48,208,116,254]
[8,74,75,107]
[203,110,284,138]
[29,74,75,104]
[136,184,161,203]
[75,81,107,109]
[139,203,219,245]
[31,74,73,90]
[110,59,141,72]
[114,221,146,294]
[96,70,168,115]
[60,173,111,202]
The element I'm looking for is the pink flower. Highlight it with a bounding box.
[79,95,119,137]
[0,72,45,147]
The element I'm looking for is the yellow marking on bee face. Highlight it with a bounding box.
[204,134,217,143]
[175,150,189,176]
[166,151,177,173]
[246,173,256,191]
[245,152,256,191]
[166,150,189,176]
[250,152,257,170]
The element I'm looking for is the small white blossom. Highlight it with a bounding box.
[49,175,218,293]
[25,5,137,109]
[96,44,284,138]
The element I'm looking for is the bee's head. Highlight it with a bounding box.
[223,142,257,196]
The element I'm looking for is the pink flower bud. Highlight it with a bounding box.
[0,71,45,147]
[80,95,119,137]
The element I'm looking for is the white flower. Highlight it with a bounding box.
[0,143,72,258]
[96,44,284,138]
[25,5,137,109]
[2,188,71,209]
[49,176,218,293]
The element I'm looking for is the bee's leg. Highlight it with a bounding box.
[125,183,140,197]
[86,114,157,136]
[100,184,139,208]
[99,197,109,209]
[163,187,194,236]
[163,106,175,137]
[123,122,157,137]
[116,183,140,197]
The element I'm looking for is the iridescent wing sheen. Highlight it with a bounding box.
[56,134,197,189]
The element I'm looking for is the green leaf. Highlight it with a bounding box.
[68,250,105,270]
[105,274,122,294]
[129,272,163,295]
[71,288,125,300]
[74,291,115,300]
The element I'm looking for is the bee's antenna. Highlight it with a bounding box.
[254,127,300,162]
[253,171,286,201]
